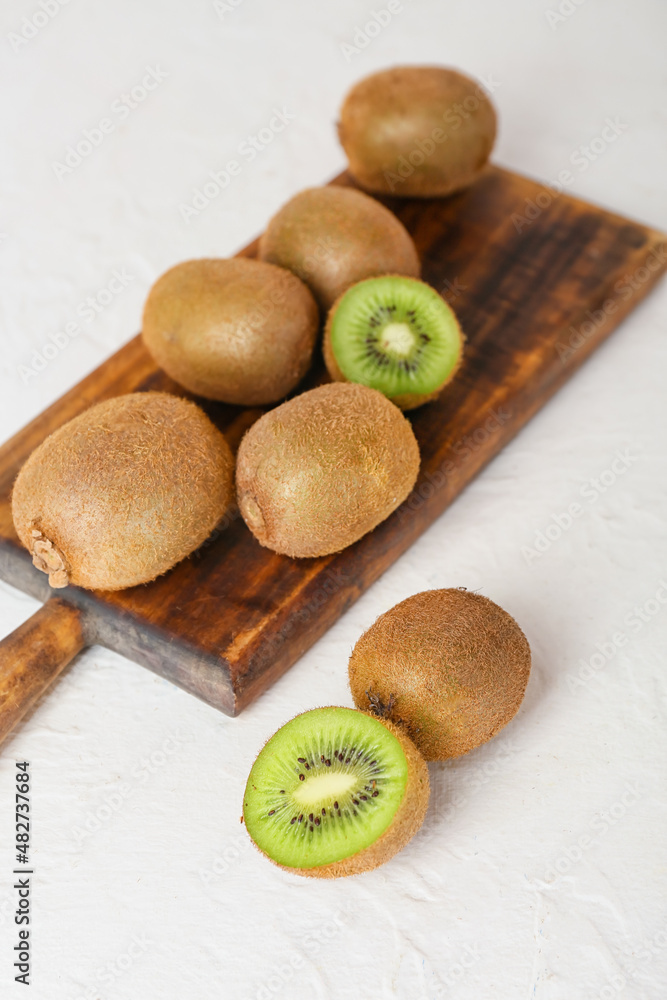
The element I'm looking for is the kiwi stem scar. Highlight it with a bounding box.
[30,529,69,589]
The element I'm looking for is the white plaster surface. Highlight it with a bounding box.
[1,1,666,998]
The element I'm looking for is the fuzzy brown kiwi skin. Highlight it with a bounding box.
[11,392,234,592]
[142,257,319,406]
[244,709,430,879]
[348,589,531,760]
[258,185,420,312]
[236,382,420,558]
[323,276,465,411]
[338,65,497,198]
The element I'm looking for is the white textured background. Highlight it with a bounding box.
[1,1,666,998]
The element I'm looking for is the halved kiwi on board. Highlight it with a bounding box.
[324,275,464,410]
[242,707,429,878]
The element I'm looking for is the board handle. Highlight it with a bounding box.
[0,598,87,746]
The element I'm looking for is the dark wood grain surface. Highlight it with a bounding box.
[0,166,664,716]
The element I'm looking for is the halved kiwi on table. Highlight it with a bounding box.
[324,275,464,410]
[243,706,429,878]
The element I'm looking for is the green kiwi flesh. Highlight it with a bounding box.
[348,589,531,760]
[324,275,464,410]
[242,706,429,877]
[338,65,497,198]
[258,185,420,311]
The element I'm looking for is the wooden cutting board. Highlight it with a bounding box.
[0,166,664,740]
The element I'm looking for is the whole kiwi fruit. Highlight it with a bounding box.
[348,589,531,760]
[258,185,420,311]
[12,392,234,592]
[142,257,319,405]
[243,706,429,878]
[236,382,420,558]
[338,65,497,198]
